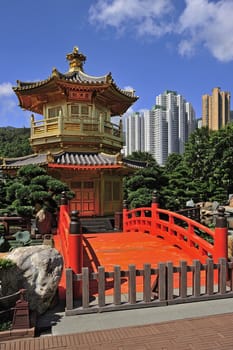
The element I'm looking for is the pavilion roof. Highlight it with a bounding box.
[13,47,138,116]
[0,152,147,170]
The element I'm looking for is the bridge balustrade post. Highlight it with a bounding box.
[151,191,159,235]
[69,210,83,298]
[213,207,228,263]
[56,192,70,300]
[59,191,69,220]
[123,200,128,232]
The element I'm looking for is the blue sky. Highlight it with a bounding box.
[1,0,233,127]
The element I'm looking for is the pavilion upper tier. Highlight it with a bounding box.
[12,47,138,154]
[13,46,138,116]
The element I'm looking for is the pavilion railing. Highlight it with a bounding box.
[31,116,122,140]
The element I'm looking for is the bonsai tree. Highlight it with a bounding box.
[4,164,74,218]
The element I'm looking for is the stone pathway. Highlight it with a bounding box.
[1,312,233,349]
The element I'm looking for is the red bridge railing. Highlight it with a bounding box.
[123,193,228,263]
[55,192,228,299]
[54,192,83,299]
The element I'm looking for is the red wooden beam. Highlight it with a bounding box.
[48,164,121,170]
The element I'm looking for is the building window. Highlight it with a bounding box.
[70,104,89,118]
[48,106,62,118]
[71,181,81,188]
[71,105,79,116]
[84,182,94,189]
[104,181,120,201]
[113,182,120,200]
[81,105,89,116]
[95,108,107,120]
[105,181,112,201]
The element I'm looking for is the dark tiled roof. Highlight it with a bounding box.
[13,70,137,99]
[122,158,148,168]
[0,152,146,170]
[13,70,108,92]
[0,154,47,168]
[54,152,117,166]
[62,70,109,84]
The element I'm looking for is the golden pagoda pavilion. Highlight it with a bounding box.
[1,47,143,218]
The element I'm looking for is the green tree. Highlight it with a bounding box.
[164,153,183,173]
[4,165,74,218]
[160,161,197,210]
[124,152,167,209]
[207,124,233,202]
[183,126,211,183]
[0,127,32,157]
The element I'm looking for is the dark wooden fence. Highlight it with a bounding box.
[65,258,233,316]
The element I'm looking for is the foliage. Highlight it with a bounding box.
[124,123,233,210]
[0,321,11,331]
[163,153,183,173]
[0,127,32,157]
[124,152,167,209]
[1,165,74,218]
[127,187,152,208]
[126,151,157,166]
[0,258,16,269]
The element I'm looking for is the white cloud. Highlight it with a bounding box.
[123,85,134,91]
[178,39,196,57]
[0,82,13,97]
[178,0,233,62]
[89,0,233,63]
[89,0,174,37]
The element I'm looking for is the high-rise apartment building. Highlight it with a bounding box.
[202,87,230,131]
[125,112,143,155]
[125,90,196,165]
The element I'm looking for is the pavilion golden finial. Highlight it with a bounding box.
[66,46,86,72]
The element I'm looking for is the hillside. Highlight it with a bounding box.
[0,127,32,158]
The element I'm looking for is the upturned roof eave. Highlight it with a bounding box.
[13,70,138,102]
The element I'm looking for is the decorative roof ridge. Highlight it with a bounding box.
[55,151,100,156]
[100,152,117,159]
[63,70,111,83]
[3,153,41,162]
[13,67,70,91]
[122,157,148,168]
[109,80,138,99]
[13,77,52,90]
[54,151,119,159]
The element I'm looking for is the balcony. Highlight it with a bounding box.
[30,115,123,152]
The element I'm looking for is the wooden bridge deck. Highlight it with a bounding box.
[83,231,194,270]
[82,231,200,294]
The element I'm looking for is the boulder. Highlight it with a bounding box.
[1,245,63,314]
[203,202,215,211]
[229,197,233,207]
[228,235,233,259]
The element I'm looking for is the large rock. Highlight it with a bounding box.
[228,236,233,259]
[1,245,63,314]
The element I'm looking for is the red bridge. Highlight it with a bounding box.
[54,193,228,300]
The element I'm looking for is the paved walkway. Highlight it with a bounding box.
[2,298,233,349]
[1,312,233,349]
